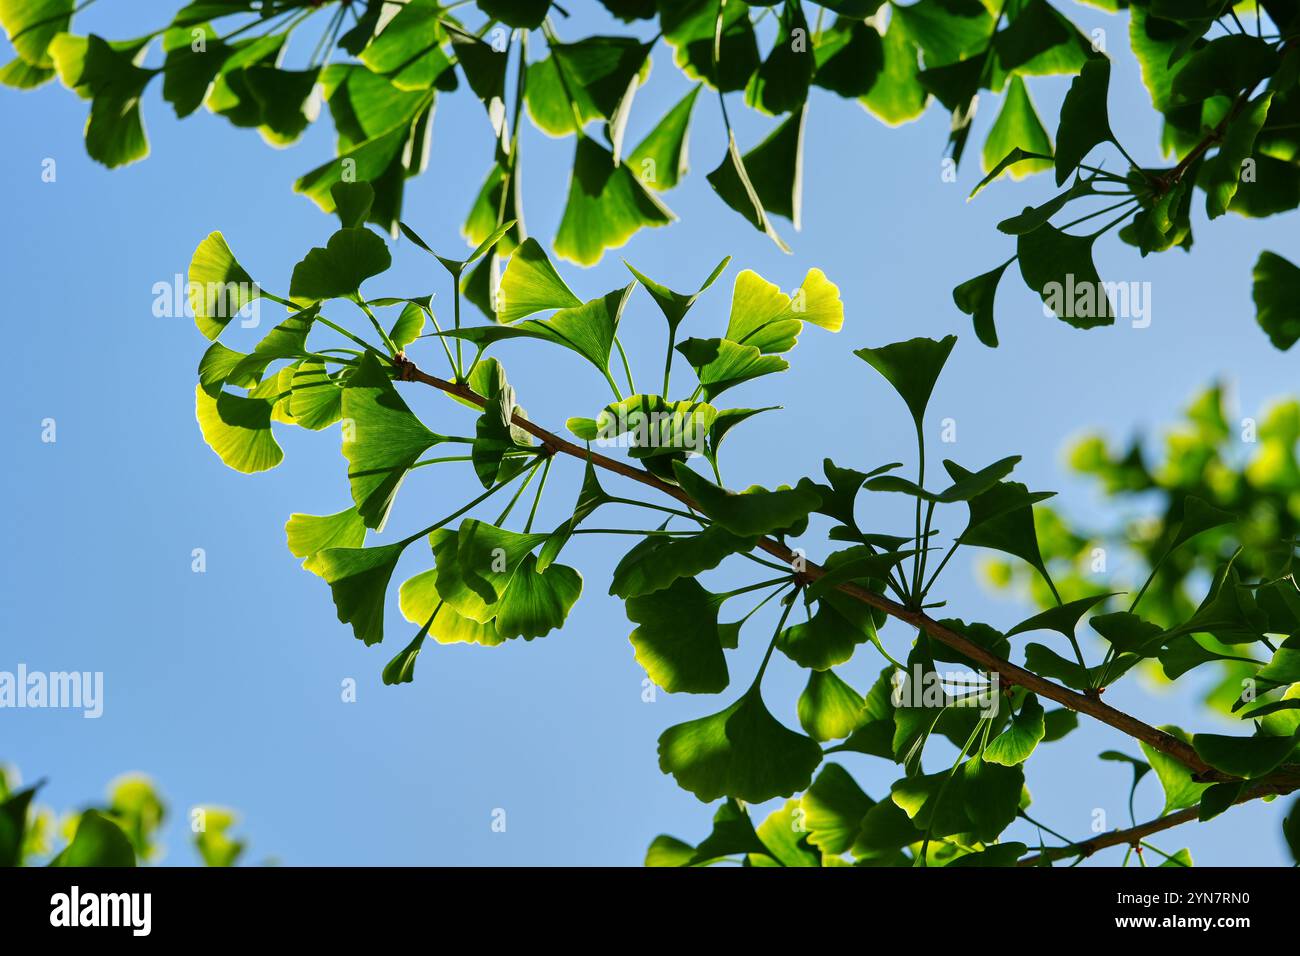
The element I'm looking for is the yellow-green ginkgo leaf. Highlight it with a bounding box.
[284,507,366,560]
[194,383,283,474]
[188,231,262,341]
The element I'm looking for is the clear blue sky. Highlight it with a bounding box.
[2,2,1296,865]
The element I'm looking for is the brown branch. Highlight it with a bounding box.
[402,361,1225,778]
[1018,779,1300,866]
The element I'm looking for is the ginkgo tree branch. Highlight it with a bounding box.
[1018,778,1300,866]
[395,356,1286,785]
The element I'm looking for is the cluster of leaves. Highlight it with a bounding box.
[190,188,1300,865]
[990,385,1300,700]
[0,765,250,867]
[957,2,1300,348]
[15,1,1297,344]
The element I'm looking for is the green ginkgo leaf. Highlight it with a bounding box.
[331,181,375,229]
[625,253,729,333]
[779,592,882,671]
[341,353,445,530]
[659,0,759,93]
[161,24,229,118]
[433,519,545,622]
[745,1,813,116]
[658,687,823,803]
[499,238,582,323]
[707,108,805,245]
[303,540,410,646]
[48,34,151,168]
[956,256,1015,349]
[982,77,1052,182]
[1140,727,1210,815]
[290,227,392,302]
[611,525,754,599]
[983,693,1045,766]
[626,577,729,694]
[1006,592,1116,640]
[1053,56,1115,186]
[188,232,262,341]
[477,0,551,29]
[673,461,821,536]
[854,335,957,432]
[860,12,926,126]
[447,286,636,378]
[284,507,366,560]
[813,16,883,98]
[494,553,582,640]
[675,337,790,401]
[797,669,867,741]
[627,84,701,192]
[1017,222,1114,328]
[1253,251,1300,350]
[554,137,675,266]
[800,763,873,855]
[1192,730,1299,780]
[399,530,506,646]
[945,462,1056,590]
[49,810,135,867]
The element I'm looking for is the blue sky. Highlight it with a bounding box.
[1,2,1297,865]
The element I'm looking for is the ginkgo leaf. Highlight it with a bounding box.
[1253,251,1300,350]
[707,108,805,244]
[797,669,866,741]
[1053,57,1115,186]
[611,525,754,599]
[1017,222,1114,329]
[954,259,1011,348]
[290,227,392,302]
[675,337,789,401]
[625,253,728,333]
[49,810,135,867]
[1192,730,1299,780]
[285,508,366,560]
[499,238,582,322]
[658,688,823,803]
[341,353,445,530]
[188,232,262,341]
[745,1,813,116]
[983,693,1045,766]
[724,268,843,353]
[554,137,674,266]
[673,461,821,536]
[860,12,926,126]
[854,335,956,431]
[1,0,73,68]
[627,84,701,191]
[800,763,873,855]
[304,540,410,646]
[982,77,1052,181]
[1139,726,1210,815]
[626,577,729,694]
[195,383,283,474]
